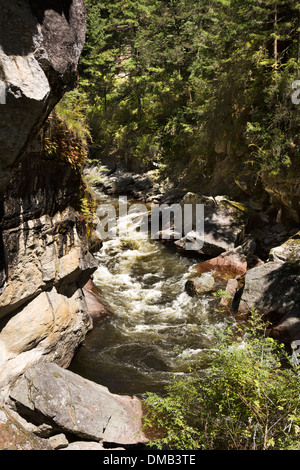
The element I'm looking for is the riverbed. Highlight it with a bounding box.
[69,191,228,396]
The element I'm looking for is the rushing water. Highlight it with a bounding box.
[69,192,227,396]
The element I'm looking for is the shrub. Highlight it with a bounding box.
[143,310,300,450]
[43,90,92,172]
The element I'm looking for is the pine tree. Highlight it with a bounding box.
[77,0,300,177]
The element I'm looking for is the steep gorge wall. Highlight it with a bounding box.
[0,0,91,395]
[0,0,86,195]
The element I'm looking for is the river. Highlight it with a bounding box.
[69,191,228,397]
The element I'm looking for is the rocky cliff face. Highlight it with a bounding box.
[0,0,86,196]
[0,0,89,394]
[0,141,98,393]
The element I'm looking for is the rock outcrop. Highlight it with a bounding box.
[0,1,92,393]
[0,1,149,450]
[192,246,248,280]
[0,134,98,394]
[0,0,85,301]
[237,233,300,344]
[0,0,86,197]
[8,362,147,447]
[175,193,251,257]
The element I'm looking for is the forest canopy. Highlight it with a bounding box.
[71,0,300,182]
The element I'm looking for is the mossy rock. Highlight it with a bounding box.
[270,231,300,264]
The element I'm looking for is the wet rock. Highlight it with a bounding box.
[48,433,69,450]
[185,273,215,297]
[238,261,300,327]
[175,193,251,257]
[83,279,115,326]
[192,246,248,280]
[9,363,148,447]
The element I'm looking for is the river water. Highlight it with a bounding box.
[69,191,228,396]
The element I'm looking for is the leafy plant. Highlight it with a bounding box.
[143,310,300,450]
[43,89,92,172]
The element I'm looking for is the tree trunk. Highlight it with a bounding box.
[274,4,278,67]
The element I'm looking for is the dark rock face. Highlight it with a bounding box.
[0,0,86,195]
[0,1,89,393]
[238,259,300,344]
[0,147,97,316]
[0,144,98,392]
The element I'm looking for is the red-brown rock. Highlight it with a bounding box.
[83,279,115,326]
[192,246,248,281]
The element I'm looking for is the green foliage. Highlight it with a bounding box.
[78,0,300,179]
[43,89,92,172]
[143,310,300,450]
[80,194,97,227]
[55,89,92,148]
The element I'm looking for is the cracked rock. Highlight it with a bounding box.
[9,362,148,447]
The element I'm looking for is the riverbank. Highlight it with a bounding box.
[1,160,299,451]
[83,162,300,349]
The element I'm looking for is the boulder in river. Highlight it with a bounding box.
[0,0,86,197]
[185,273,216,297]
[238,260,300,331]
[83,279,115,327]
[269,230,300,263]
[175,193,252,257]
[191,246,248,280]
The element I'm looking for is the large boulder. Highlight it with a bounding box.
[271,312,300,345]
[0,0,86,196]
[174,193,251,257]
[9,363,148,447]
[185,272,216,297]
[238,261,300,329]
[0,287,91,393]
[185,246,248,299]
[191,246,248,280]
[269,231,300,263]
